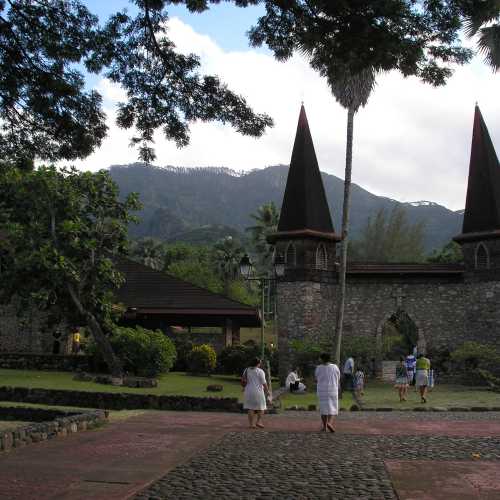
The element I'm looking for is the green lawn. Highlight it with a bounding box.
[359,380,500,409]
[1,369,499,410]
[0,369,245,399]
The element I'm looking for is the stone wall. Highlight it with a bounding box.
[0,409,107,452]
[0,353,91,371]
[277,272,500,380]
[0,298,71,354]
[277,280,335,381]
[0,386,241,412]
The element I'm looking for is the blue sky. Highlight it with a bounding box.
[75,1,500,211]
[84,0,265,52]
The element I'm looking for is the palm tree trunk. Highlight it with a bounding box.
[333,106,355,365]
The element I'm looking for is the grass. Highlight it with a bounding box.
[359,380,500,409]
[1,369,499,410]
[0,369,245,399]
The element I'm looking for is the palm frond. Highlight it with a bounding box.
[328,66,378,112]
[478,24,500,71]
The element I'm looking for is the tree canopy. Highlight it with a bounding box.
[0,0,272,165]
[349,205,426,262]
[0,165,141,376]
[248,1,486,85]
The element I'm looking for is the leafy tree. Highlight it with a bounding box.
[0,165,140,377]
[350,206,426,262]
[451,341,500,370]
[246,201,279,272]
[0,0,272,166]
[428,240,464,263]
[168,259,222,294]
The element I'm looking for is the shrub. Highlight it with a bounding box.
[187,344,217,375]
[172,336,194,371]
[87,326,177,377]
[451,341,500,370]
[217,344,278,375]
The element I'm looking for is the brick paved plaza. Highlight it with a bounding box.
[1,411,500,499]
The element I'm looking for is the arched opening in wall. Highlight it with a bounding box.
[475,243,489,269]
[285,242,296,268]
[315,244,328,270]
[380,310,418,360]
[52,340,60,354]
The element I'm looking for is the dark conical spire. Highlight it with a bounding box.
[275,105,337,239]
[461,105,500,236]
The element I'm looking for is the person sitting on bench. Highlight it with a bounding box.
[286,367,306,393]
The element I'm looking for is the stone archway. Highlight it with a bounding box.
[374,310,426,379]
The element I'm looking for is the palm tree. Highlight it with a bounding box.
[328,66,377,364]
[130,238,165,270]
[246,202,280,272]
[212,236,245,296]
[463,1,500,71]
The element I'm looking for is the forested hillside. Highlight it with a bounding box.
[109,163,463,252]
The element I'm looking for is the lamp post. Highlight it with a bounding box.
[239,254,284,392]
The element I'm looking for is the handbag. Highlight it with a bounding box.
[240,368,248,387]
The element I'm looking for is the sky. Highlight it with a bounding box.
[75,1,500,212]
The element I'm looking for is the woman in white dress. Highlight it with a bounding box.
[242,358,270,429]
[314,352,340,433]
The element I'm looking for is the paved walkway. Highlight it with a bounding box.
[1,411,500,499]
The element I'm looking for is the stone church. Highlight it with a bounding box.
[270,105,500,381]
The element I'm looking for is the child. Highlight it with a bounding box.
[353,366,365,400]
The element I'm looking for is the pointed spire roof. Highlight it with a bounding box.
[270,105,339,242]
[455,105,500,242]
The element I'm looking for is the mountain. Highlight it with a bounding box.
[109,163,463,252]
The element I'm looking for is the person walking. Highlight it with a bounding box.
[353,366,365,400]
[395,356,409,402]
[242,358,270,429]
[315,353,340,433]
[342,355,355,391]
[405,351,416,387]
[415,354,431,403]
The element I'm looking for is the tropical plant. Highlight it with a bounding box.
[130,238,165,270]
[460,0,500,71]
[0,165,140,377]
[213,236,245,295]
[246,202,280,271]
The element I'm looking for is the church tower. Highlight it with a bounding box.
[454,105,500,277]
[268,105,340,381]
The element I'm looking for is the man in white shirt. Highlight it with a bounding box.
[343,356,355,391]
[286,368,306,392]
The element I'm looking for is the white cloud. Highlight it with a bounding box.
[72,17,500,211]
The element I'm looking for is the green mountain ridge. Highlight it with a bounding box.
[109,163,463,252]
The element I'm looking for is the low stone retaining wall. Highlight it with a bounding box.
[0,353,91,371]
[0,408,107,452]
[0,386,241,412]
